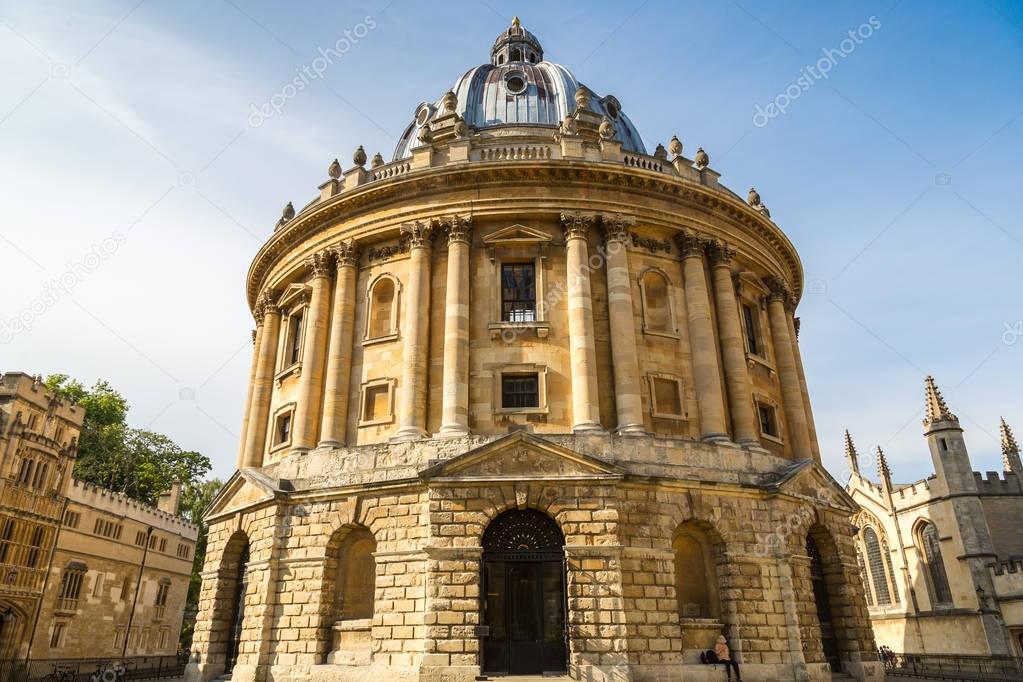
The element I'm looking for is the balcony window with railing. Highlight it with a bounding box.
[56,564,86,613]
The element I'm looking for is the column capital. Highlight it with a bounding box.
[600,213,634,245]
[763,275,792,304]
[400,220,434,249]
[705,239,736,266]
[560,211,596,241]
[307,250,333,278]
[674,229,706,258]
[250,329,257,346]
[256,289,280,318]
[330,239,359,268]
[442,214,473,245]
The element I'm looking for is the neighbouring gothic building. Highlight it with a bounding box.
[846,376,1023,658]
[187,20,882,682]
[0,372,198,675]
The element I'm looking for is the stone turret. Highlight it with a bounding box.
[1002,418,1022,474]
[923,375,976,495]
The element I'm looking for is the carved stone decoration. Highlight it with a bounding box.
[328,158,342,180]
[694,147,710,169]
[673,229,705,258]
[555,114,578,141]
[371,153,384,168]
[308,250,333,278]
[417,125,433,144]
[653,143,667,160]
[574,85,591,109]
[257,288,280,317]
[704,239,736,266]
[453,117,470,139]
[793,316,801,340]
[747,187,762,207]
[598,116,616,140]
[443,215,473,245]
[251,329,257,346]
[763,275,791,304]
[630,232,672,254]
[331,240,359,268]
[601,213,634,245]
[400,221,434,249]
[441,90,458,114]
[364,238,410,263]
[353,145,368,167]
[668,135,683,159]
[560,211,596,241]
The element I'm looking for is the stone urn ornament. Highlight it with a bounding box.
[328,158,342,180]
[694,147,709,169]
[668,135,683,159]
[353,145,368,168]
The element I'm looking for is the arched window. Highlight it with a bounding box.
[640,269,675,334]
[882,539,900,604]
[336,529,376,621]
[673,524,720,620]
[919,522,952,606]
[366,276,399,340]
[863,528,891,605]
[510,48,521,62]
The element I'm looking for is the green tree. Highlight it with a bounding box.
[178,478,224,651]
[43,374,211,505]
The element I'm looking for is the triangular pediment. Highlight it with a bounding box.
[420,432,623,481]
[204,468,285,522]
[277,282,311,308]
[765,459,858,513]
[482,224,553,245]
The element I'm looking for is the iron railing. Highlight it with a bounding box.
[0,655,186,682]
[885,652,1023,680]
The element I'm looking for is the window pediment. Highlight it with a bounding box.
[482,224,553,246]
[277,283,311,310]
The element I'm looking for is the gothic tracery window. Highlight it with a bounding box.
[864,527,891,605]
[919,522,952,606]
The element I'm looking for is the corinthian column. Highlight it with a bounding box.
[706,240,758,444]
[393,221,433,441]
[243,291,281,468]
[236,326,261,470]
[561,212,604,433]
[291,251,332,452]
[788,315,822,462]
[765,277,812,459]
[438,216,472,438]
[675,231,728,441]
[602,214,645,435]
[319,241,359,446]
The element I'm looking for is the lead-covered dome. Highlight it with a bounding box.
[393,18,646,160]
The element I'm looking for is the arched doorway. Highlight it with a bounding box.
[481,509,567,676]
[806,536,841,672]
[224,543,250,674]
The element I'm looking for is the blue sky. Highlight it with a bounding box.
[1,1,1021,484]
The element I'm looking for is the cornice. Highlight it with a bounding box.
[245,161,804,310]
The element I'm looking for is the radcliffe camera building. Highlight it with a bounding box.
[0,372,198,673]
[845,377,1023,657]
[188,20,882,682]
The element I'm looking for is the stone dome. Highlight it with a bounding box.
[393,19,646,160]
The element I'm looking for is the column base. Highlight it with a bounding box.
[700,433,730,442]
[614,423,648,436]
[390,427,429,443]
[317,439,344,448]
[572,422,607,434]
[435,425,470,439]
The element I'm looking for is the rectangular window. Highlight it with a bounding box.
[158,538,167,553]
[360,382,393,425]
[501,373,539,409]
[25,526,44,568]
[501,263,537,322]
[154,582,170,620]
[176,543,191,559]
[50,622,65,649]
[135,531,146,546]
[63,510,80,529]
[158,629,168,649]
[113,628,125,649]
[121,575,132,601]
[758,403,779,438]
[92,574,104,598]
[0,518,15,564]
[742,304,760,356]
[287,311,304,365]
[652,377,683,417]
[274,412,292,446]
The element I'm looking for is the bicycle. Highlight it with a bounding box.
[89,660,127,682]
[42,664,76,682]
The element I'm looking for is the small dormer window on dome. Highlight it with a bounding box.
[491,17,544,66]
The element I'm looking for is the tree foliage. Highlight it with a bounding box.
[179,477,224,650]
[44,374,211,506]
